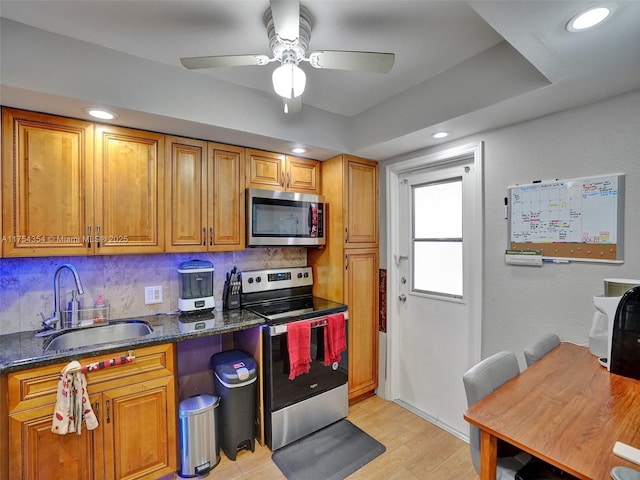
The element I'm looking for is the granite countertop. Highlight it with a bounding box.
[0,309,265,374]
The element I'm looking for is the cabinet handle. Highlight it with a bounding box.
[209,227,213,246]
[106,399,110,424]
[280,171,285,187]
[345,254,349,270]
[287,172,291,188]
[97,225,101,248]
[94,401,99,418]
[202,228,206,246]
[345,227,349,243]
[87,226,92,248]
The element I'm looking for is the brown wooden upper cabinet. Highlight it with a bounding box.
[94,124,165,255]
[165,136,245,252]
[246,148,320,194]
[345,155,379,247]
[2,109,165,256]
[2,108,94,257]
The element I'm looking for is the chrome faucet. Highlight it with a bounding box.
[40,264,84,333]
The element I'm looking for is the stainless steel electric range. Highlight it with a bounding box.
[241,266,349,450]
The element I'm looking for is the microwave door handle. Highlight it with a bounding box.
[308,204,318,237]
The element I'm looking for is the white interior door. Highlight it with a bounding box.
[386,143,483,439]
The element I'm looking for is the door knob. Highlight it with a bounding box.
[398,294,407,303]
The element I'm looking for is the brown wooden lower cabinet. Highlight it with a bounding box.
[8,397,101,479]
[7,344,177,480]
[344,248,380,401]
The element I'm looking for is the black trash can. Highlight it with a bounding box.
[210,350,257,461]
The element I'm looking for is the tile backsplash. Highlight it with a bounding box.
[0,248,306,335]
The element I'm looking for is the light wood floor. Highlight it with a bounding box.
[192,395,479,480]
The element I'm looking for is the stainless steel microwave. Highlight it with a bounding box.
[246,188,326,247]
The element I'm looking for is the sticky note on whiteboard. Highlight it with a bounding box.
[505,250,542,267]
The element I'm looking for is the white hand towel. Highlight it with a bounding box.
[51,361,99,435]
[75,369,99,432]
[51,361,79,435]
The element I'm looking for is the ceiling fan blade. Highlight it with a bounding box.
[270,0,300,42]
[308,50,395,74]
[283,96,302,114]
[180,54,270,70]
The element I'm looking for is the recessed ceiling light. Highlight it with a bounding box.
[291,147,306,154]
[432,131,450,139]
[83,107,117,120]
[567,6,612,32]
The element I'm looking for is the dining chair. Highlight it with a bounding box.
[524,333,560,367]
[611,467,640,480]
[463,351,531,479]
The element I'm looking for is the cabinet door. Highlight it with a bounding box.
[210,143,245,250]
[94,125,164,254]
[8,395,102,480]
[246,149,285,190]
[345,157,378,247]
[165,136,208,252]
[286,155,320,193]
[2,108,94,257]
[344,249,379,400]
[102,376,176,480]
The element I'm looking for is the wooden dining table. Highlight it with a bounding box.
[464,342,640,480]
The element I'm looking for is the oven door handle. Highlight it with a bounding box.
[268,313,348,336]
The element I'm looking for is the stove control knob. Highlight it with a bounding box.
[297,273,303,278]
[256,276,262,283]
[304,272,309,278]
[247,277,254,284]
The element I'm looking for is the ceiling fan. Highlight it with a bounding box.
[180,0,395,114]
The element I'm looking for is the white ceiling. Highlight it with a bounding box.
[1,1,639,161]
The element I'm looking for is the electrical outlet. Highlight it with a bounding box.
[144,286,163,305]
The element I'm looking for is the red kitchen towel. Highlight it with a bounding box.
[287,321,311,380]
[324,313,346,366]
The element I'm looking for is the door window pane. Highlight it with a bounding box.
[413,178,463,298]
[414,180,462,238]
[414,242,462,296]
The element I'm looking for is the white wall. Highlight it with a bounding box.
[380,88,640,366]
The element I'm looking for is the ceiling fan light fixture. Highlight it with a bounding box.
[272,62,306,98]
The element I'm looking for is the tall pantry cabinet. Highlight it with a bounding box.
[308,155,379,402]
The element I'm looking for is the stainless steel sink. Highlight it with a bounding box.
[43,320,153,352]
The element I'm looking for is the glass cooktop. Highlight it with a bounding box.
[244,295,347,324]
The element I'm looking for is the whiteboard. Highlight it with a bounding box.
[508,174,625,262]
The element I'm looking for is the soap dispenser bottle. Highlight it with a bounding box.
[93,294,108,324]
[66,290,80,328]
